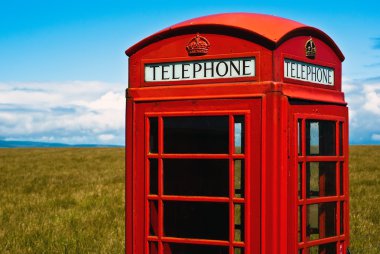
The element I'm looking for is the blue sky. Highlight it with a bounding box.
[0,0,380,145]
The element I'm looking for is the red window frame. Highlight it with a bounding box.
[290,105,349,254]
[133,99,261,254]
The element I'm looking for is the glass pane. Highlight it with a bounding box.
[164,159,229,197]
[163,243,228,254]
[149,117,158,153]
[149,241,158,254]
[306,162,336,198]
[340,202,344,234]
[234,116,244,154]
[298,206,302,242]
[149,200,158,236]
[298,163,302,199]
[234,204,244,242]
[339,122,343,156]
[164,201,229,240]
[307,202,336,240]
[164,116,229,154]
[307,242,337,254]
[306,120,336,156]
[298,119,302,156]
[340,163,344,196]
[235,160,244,198]
[234,247,244,254]
[150,159,158,195]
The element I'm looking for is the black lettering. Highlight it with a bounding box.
[171,64,180,79]
[216,61,228,77]
[285,60,290,77]
[161,65,170,80]
[311,66,316,81]
[243,59,252,75]
[317,68,322,82]
[307,65,312,80]
[328,70,333,84]
[291,62,296,78]
[296,63,301,79]
[182,64,190,79]
[322,68,328,84]
[150,65,160,81]
[230,60,241,76]
[301,64,306,80]
[193,63,202,78]
[204,62,214,77]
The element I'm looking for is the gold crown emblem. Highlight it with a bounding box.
[186,33,210,56]
[305,37,316,59]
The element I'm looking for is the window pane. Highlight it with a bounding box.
[164,159,229,197]
[164,116,229,154]
[306,120,336,156]
[163,243,228,254]
[150,159,158,195]
[234,204,244,242]
[306,162,336,198]
[234,247,244,254]
[307,242,337,254]
[149,118,158,153]
[298,119,302,156]
[149,200,158,236]
[234,116,244,154]
[339,122,343,156]
[235,160,244,198]
[149,241,158,254]
[298,163,302,199]
[164,201,229,240]
[340,163,344,196]
[340,202,344,234]
[307,202,336,240]
[298,206,302,242]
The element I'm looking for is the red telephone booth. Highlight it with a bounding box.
[125,13,349,254]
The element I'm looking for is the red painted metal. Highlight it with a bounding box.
[126,13,349,254]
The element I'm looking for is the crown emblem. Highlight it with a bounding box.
[305,37,316,59]
[186,33,210,56]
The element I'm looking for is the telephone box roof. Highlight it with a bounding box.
[126,12,344,61]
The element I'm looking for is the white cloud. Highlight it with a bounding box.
[363,84,380,115]
[0,81,125,145]
[343,79,380,144]
[372,134,380,141]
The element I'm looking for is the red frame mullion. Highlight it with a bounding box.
[158,116,164,254]
[145,117,150,254]
[229,115,234,254]
[301,118,307,247]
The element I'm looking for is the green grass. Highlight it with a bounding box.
[349,145,380,253]
[0,146,379,253]
[0,148,125,254]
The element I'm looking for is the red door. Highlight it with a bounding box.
[289,103,349,254]
[132,98,261,254]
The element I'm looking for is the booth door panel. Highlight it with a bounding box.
[290,104,348,254]
[134,99,261,254]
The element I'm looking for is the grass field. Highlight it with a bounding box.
[0,148,125,253]
[0,146,379,253]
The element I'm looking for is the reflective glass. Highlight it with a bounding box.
[164,201,229,240]
[306,162,336,198]
[164,116,229,154]
[307,202,336,240]
[306,120,336,156]
[164,159,229,197]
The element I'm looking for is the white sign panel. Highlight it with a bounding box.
[284,58,334,86]
[145,58,255,82]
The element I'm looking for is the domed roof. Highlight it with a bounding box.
[126,13,344,61]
